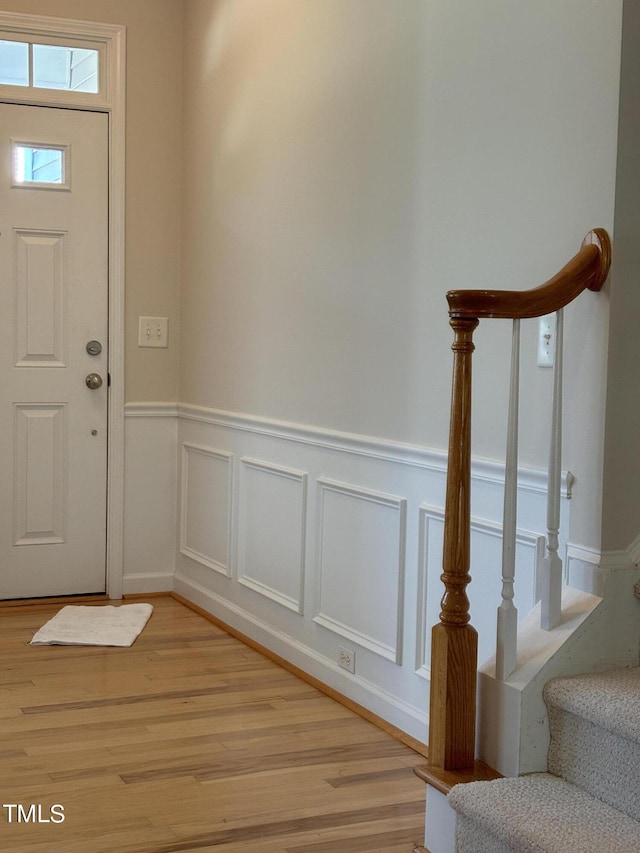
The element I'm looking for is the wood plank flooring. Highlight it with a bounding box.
[0,597,426,852]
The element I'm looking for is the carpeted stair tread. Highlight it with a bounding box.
[544,666,640,821]
[448,773,640,852]
[543,667,640,743]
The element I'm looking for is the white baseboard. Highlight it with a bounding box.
[568,537,640,597]
[600,531,640,571]
[173,571,429,742]
[123,572,174,595]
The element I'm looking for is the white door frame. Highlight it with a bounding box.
[0,11,126,598]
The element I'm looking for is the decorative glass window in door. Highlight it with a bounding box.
[13,143,69,189]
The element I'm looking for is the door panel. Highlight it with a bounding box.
[0,104,108,598]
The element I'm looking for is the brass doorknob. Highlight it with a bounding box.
[86,373,103,390]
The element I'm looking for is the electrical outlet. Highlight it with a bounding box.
[138,316,169,348]
[338,646,356,673]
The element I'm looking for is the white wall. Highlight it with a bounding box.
[602,0,640,555]
[181,0,621,551]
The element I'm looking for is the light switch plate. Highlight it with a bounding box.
[537,313,555,367]
[138,316,169,348]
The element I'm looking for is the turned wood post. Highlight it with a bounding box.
[428,316,479,770]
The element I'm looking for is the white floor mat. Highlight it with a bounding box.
[30,603,153,647]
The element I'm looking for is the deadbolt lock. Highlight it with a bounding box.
[86,340,102,356]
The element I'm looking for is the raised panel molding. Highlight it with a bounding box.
[415,507,444,676]
[238,458,308,614]
[126,403,575,742]
[180,443,233,576]
[14,229,66,367]
[415,505,546,677]
[14,403,66,544]
[315,478,407,664]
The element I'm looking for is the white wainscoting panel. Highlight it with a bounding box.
[314,479,406,663]
[181,443,233,576]
[566,544,605,597]
[125,403,573,741]
[416,505,546,676]
[415,507,444,675]
[238,458,308,614]
[123,406,178,594]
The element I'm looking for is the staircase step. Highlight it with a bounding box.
[448,773,640,852]
[544,667,640,742]
[544,667,640,821]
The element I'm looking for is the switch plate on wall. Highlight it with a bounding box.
[138,316,169,348]
[537,313,556,367]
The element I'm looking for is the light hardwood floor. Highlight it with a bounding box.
[0,596,425,852]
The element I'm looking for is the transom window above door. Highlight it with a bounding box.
[0,37,99,94]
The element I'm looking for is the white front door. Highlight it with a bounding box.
[0,103,108,599]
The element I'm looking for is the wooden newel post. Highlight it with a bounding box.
[428,316,479,770]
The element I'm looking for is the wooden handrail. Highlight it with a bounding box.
[426,229,611,772]
[447,228,611,319]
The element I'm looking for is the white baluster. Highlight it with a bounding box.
[496,319,520,680]
[541,308,563,630]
